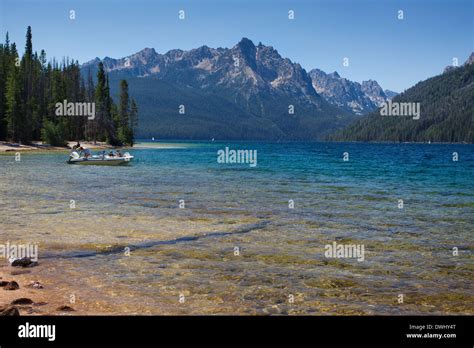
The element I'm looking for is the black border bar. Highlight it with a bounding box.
[0,315,472,346]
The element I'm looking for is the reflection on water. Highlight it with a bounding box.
[0,142,473,314]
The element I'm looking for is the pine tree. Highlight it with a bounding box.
[18,26,35,143]
[5,59,21,141]
[0,33,9,139]
[119,80,129,128]
[118,79,133,145]
[95,62,107,141]
[129,98,138,145]
[95,62,120,145]
[85,68,97,143]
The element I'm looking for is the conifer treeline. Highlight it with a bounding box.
[0,26,138,146]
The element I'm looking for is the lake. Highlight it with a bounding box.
[0,141,473,314]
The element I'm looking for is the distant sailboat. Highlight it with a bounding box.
[152,137,155,141]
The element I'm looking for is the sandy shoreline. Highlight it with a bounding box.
[0,140,193,155]
[0,260,85,316]
[0,141,114,153]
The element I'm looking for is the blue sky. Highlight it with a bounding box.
[0,0,472,91]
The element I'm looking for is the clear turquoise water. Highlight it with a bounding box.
[0,142,473,314]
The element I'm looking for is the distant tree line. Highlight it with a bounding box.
[0,26,138,146]
[328,61,474,143]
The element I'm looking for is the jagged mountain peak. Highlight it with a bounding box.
[136,47,157,55]
[384,89,398,100]
[236,37,256,49]
[309,69,390,115]
[232,37,258,69]
[361,79,384,95]
[130,47,159,64]
[361,80,387,107]
[361,79,381,88]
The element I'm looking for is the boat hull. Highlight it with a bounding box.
[67,158,133,165]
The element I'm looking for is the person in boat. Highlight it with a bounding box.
[116,150,123,157]
[72,141,81,150]
[108,151,115,157]
[79,146,92,159]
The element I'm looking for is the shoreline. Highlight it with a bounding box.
[2,139,472,154]
[0,141,115,154]
[1,140,472,155]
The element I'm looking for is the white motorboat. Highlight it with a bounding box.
[67,151,134,165]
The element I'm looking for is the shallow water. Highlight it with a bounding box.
[0,141,473,314]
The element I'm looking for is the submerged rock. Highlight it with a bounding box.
[11,298,34,305]
[3,281,19,290]
[27,281,44,289]
[11,257,39,268]
[0,305,20,316]
[56,305,75,312]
